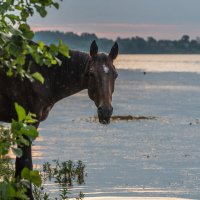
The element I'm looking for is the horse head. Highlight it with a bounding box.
[87,40,118,124]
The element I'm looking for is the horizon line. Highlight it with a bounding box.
[34,29,198,41]
[30,22,200,41]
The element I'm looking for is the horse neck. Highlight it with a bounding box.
[49,50,90,102]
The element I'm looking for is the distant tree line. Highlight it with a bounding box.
[34,31,200,54]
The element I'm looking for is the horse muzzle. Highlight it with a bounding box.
[97,105,113,124]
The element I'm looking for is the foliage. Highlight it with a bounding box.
[43,160,86,186]
[0,0,69,83]
[0,177,28,200]
[0,103,38,159]
[0,1,80,199]
[0,157,14,179]
[35,31,200,54]
[0,157,86,199]
[0,104,42,200]
[33,160,86,200]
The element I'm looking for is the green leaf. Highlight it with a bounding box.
[49,43,58,56]
[21,9,29,21]
[21,125,38,139]
[32,72,44,84]
[12,147,23,158]
[15,189,29,200]
[58,40,69,58]
[35,5,47,17]
[21,168,42,187]
[21,167,30,180]
[0,144,10,156]
[19,24,34,40]
[15,103,26,122]
[0,2,11,14]
[17,55,26,65]
[6,68,13,77]
[6,42,22,57]
[24,113,38,124]
[15,5,23,11]
[5,14,20,24]
[30,170,42,186]
[18,136,30,146]
[53,2,59,9]
[11,120,24,137]
[38,41,45,50]
[8,26,22,35]
[7,184,16,197]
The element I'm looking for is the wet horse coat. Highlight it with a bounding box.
[0,41,118,199]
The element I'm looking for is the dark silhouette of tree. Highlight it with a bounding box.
[181,35,190,43]
[34,31,200,54]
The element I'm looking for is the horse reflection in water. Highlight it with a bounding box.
[0,40,118,199]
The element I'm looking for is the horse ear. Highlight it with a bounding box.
[109,42,119,60]
[90,40,98,58]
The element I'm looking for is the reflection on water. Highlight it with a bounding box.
[116,54,200,73]
[33,55,200,199]
[32,144,44,159]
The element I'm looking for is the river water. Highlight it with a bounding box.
[33,55,200,199]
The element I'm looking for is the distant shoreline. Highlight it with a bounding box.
[110,52,200,55]
[34,31,200,54]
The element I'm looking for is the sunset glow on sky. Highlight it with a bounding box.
[29,0,200,40]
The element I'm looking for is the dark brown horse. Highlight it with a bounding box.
[0,40,118,199]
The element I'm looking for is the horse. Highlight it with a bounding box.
[0,40,118,199]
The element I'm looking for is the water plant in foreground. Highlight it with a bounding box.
[0,155,86,199]
[33,160,86,200]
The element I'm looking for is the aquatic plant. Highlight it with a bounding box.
[33,160,86,199]
[0,157,85,199]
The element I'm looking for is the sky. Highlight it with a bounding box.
[29,0,200,40]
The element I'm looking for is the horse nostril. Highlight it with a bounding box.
[98,106,113,116]
[98,107,103,114]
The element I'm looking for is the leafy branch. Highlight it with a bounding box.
[0,0,69,83]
